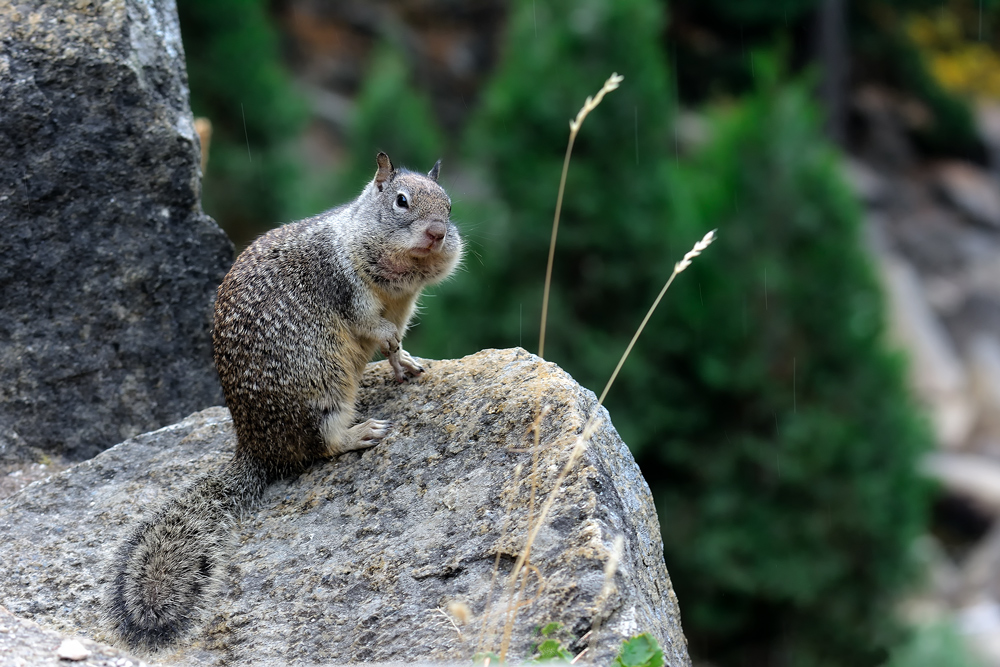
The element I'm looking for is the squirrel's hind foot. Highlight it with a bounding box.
[326,418,390,456]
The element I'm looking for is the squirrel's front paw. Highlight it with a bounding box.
[397,349,425,380]
[378,330,401,358]
[386,347,424,383]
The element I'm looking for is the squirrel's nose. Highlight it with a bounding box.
[425,221,447,243]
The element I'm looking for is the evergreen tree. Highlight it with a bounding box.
[328,44,447,203]
[177,0,309,246]
[410,0,931,661]
[645,60,931,665]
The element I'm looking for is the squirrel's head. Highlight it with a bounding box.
[358,152,463,291]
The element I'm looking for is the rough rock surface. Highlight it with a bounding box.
[0,605,148,667]
[0,0,234,460]
[0,348,689,667]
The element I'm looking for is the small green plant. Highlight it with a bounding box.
[528,622,574,664]
[613,634,665,667]
[476,625,668,667]
[532,639,570,663]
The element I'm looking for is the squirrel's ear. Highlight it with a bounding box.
[374,152,394,192]
[428,159,442,182]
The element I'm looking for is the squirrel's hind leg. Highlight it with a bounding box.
[320,409,389,456]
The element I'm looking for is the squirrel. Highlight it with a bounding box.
[103,152,463,652]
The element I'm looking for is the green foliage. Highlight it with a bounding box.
[329,44,448,203]
[176,0,309,243]
[668,0,977,153]
[474,632,666,667]
[529,638,572,664]
[852,2,979,155]
[415,4,930,657]
[410,0,677,381]
[643,58,932,666]
[540,622,563,636]
[613,634,665,667]
[528,622,574,664]
[897,41,978,153]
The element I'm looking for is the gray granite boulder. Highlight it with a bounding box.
[0,349,689,666]
[0,0,234,460]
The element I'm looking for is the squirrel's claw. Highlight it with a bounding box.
[343,418,391,451]
[397,349,425,380]
[387,347,424,383]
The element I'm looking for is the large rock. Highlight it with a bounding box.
[0,349,690,667]
[0,0,234,460]
[0,606,147,667]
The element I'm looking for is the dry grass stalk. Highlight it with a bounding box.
[538,73,624,359]
[488,64,716,658]
[596,229,717,407]
[194,117,212,172]
[493,230,716,659]
[436,606,466,642]
[497,417,603,662]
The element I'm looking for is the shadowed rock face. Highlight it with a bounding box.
[0,349,690,667]
[0,0,233,460]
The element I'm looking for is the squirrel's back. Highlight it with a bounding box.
[214,212,375,479]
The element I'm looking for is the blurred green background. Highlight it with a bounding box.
[178,0,1000,664]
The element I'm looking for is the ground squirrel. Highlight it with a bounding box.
[104,152,463,651]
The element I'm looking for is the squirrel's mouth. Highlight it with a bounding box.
[378,252,439,280]
[377,243,451,281]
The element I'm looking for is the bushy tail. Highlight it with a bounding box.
[104,455,268,651]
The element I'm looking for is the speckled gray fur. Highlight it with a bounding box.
[105,154,462,651]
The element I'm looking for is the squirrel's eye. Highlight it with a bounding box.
[396,193,409,208]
